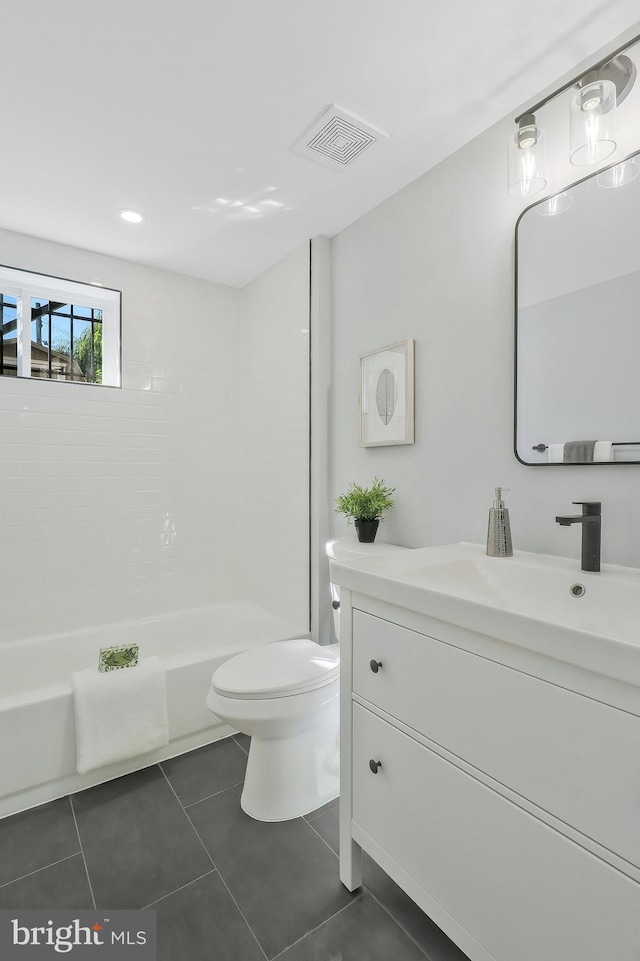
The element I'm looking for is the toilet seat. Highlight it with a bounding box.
[212,638,340,699]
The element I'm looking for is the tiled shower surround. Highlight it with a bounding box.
[0,230,310,643]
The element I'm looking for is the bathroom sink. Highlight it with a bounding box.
[329,542,640,687]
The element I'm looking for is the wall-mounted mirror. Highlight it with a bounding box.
[515,149,640,465]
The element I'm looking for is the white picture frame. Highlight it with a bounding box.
[359,339,414,447]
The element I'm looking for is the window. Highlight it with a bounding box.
[0,265,121,387]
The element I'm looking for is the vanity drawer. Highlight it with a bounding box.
[352,608,640,869]
[352,704,640,961]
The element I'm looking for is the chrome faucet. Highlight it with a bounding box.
[555,501,601,572]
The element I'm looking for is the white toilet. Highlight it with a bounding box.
[206,537,406,821]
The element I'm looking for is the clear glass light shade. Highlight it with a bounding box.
[570,78,616,166]
[535,191,573,216]
[596,156,640,188]
[507,123,546,198]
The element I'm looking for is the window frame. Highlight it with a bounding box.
[0,263,122,388]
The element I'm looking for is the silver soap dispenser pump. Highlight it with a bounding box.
[486,487,513,557]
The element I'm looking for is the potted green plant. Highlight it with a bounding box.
[335,476,396,543]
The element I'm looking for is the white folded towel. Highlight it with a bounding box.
[548,443,564,463]
[548,441,613,462]
[594,441,613,462]
[72,656,169,774]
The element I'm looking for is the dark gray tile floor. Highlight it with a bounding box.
[0,735,469,961]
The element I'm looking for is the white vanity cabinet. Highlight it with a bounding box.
[339,592,640,961]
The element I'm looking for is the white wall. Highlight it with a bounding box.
[330,89,640,569]
[241,243,310,630]
[0,229,243,643]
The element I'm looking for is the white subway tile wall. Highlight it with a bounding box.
[241,244,310,631]
[0,229,244,642]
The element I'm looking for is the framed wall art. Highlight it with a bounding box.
[359,339,414,447]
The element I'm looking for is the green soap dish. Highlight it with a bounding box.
[98,643,140,672]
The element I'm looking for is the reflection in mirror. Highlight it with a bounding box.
[515,149,640,464]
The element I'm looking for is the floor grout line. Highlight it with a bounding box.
[158,759,245,813]
[269,896,363,961]
[0,852,82,892]
[179,801,270,961]
[182,780,245,810]
[304,817,339,859]
[232,734,250,756]
[141,868,219,910]
[158,741,248,812]
[207,859,270,961]
[303,797,340,824]
[158,764,221,878]
[303,812,451,960]
[363,886,449,961]
[69,795,97,910]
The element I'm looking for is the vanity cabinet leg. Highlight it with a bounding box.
[340,837,363,891]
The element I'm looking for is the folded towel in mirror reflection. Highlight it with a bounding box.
[564,440,596,462]
[547,441,613,463]
[548,444,565,462]
[72,656,169,773]
[594,441,613,461]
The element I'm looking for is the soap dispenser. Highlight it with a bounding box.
[487,488,513,557]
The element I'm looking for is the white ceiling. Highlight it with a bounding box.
[2,1,639,287]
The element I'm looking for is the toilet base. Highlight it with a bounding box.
[240,719,340,822]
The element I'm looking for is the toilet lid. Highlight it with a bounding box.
[211,639,340,699]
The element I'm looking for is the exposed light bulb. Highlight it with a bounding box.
[581,94,602,111]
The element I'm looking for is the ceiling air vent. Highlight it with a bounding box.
[293,105,388,170]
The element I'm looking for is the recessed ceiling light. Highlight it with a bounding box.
[119,209,145,223]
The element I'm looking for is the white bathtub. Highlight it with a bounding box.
[0,602,305,819]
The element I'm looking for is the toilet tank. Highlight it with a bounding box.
[325,537,408,641]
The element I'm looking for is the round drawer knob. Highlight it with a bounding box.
[369,659,382,673]
[369,759,382,774]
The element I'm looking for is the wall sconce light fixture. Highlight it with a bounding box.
[569,71,617,166]
[508,114,546,198]
[509,41,638,198]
